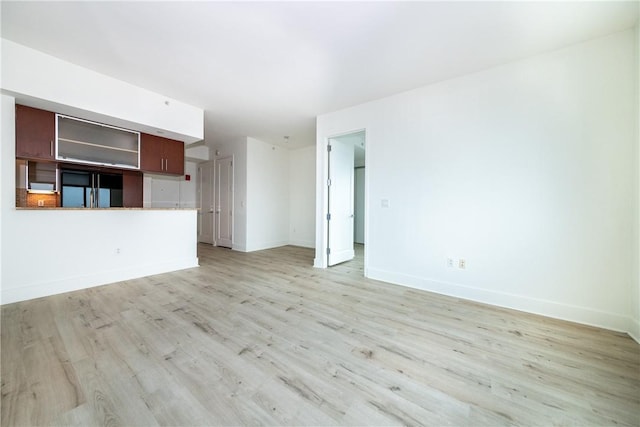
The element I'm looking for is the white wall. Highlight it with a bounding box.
[1,39,203,143]
[316,29,638,335]
[632,23,640,342]
[246,137,290,251]
[144,161,198,208]
[289,145,316,248]
[1,95,198,304]
[185,145,210,162]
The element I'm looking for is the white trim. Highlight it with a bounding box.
[289,239,315,249]
[214,155,234,248]
[2,257,199,305]
[368,267,636,337]
[245,240,289,252]
[629,318,640,344]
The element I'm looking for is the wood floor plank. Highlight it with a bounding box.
[1,243,639,426]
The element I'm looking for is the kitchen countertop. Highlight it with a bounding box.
[16,207,199,211]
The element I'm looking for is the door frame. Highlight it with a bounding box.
[197,160,214,244]
[215,155,234,248]
[314,128,367,271]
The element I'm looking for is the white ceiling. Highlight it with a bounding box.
[2,1,638,149]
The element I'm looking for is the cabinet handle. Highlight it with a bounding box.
[161,158,163,170]
[165,158,168,171]
[50,141,53,157]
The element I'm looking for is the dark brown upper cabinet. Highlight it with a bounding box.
[140,133,184,176]
[16,105,56,161]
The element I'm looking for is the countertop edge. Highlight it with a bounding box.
[15,207,199,211]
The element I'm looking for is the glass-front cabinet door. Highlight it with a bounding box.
[57,115,140,169]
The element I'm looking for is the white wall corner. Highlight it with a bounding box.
[288,145,316,249]
[629,317,640,344]
[289,239,315,249]
[245,137,289,252]
[232,244,247,253]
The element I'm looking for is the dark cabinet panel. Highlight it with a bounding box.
[140,133,164,173]
[16,105,56,160]
[140,133,184,176]
[123,171,143,208]
[163,139,184,175]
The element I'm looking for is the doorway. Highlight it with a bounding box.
[215,156,234,248]
[326,130,366,268]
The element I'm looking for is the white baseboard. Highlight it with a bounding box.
[1,257,199,305]
[288,239,315,249]
[234,240,314,252]
[629,317,640,344]
[367,267,635,337]
[244,241,289,252]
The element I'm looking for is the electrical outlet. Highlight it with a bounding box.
[447,258,454,268]
[37,200,44,207]
[458,259,466,269]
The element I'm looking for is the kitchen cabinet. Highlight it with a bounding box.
[123,171,143,207]
[16,105,56,161]
[140,133,184,175]
[57,115,139,169]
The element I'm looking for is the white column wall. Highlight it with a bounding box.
[289,145,316,248]
[246,138,290,251]
[632,23,640,342]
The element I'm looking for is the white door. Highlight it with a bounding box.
[328,139,355,266]
[215,156,233,248]
[198,161,214,244]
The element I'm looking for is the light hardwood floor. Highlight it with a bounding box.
[1,244,639,426]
